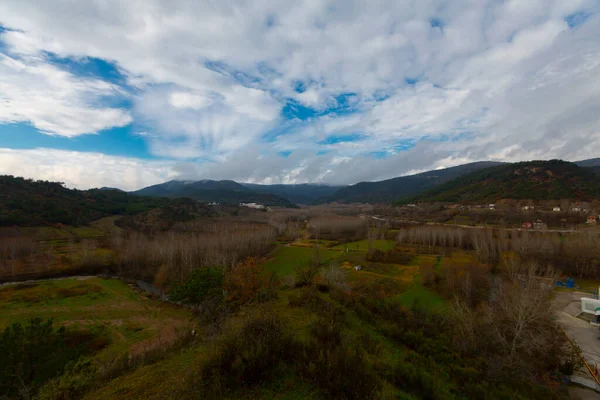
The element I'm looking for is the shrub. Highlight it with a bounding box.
[168,267,224,307]
[0,318,102,399]
[197,313,298,397]
[294,263,319,287]
[301,313,381,399]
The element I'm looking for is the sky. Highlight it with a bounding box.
[0,0,599,191]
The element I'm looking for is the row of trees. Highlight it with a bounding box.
[397,225,600,278]
[113,226,276,287]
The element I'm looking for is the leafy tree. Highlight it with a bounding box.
[0,318,88,399]
[168,267,224,307]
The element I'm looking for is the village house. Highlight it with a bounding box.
[571,202,589,213]
[533,220,547,230]
[521,205,534,211]
[553,206,561,212]
[521,221,533,229]
[587,215,597,224]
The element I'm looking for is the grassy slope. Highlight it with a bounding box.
[0,243,448,399]
[262,245,342,275]
[0,278,192,362]
[83,281,445,399]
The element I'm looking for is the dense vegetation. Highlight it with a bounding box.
[403,160,600,203]
[0,318,106,399]
[0,175,212,227]
[132,179,297,207]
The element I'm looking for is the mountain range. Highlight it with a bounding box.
[3,158,600,227]
[124,158,600,206]
[405,160,600,203]
[131,180,297,207]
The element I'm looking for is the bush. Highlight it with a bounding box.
[38,359,97,400]
[168,267,224,307]
[0,318,102,399]
[197,313,298,397]
[294,263,319,287]
[300,313,381,399]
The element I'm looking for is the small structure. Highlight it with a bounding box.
[553,206,561,212]
[354,265,362,271]
[239,202,265,209]
[488,204,496,210]
[522,221,533,229]
[521,205,534,211]
[587,215,597,224]
[581,296,600,325]
[533,220,547,230]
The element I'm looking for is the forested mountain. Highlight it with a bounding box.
[405,160,600,203]
[241,183,343,204]
[318,161,504,204]
[132,180,296,207]
[0,175,209,226]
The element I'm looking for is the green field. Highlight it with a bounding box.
[331,239,396,252]
[0,278,192,361]
[262,245,343,275]
[393,284,445,310]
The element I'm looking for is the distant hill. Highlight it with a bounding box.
[0,175,208,227]
[241,183,343,204]
[318,161,504,204]
[404,160,600,203]
[574,158,600,168]
[132,180,296,207]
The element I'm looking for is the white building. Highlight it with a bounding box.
[239,202,266,209]
[553,206,561,212]
[581,297,600,325]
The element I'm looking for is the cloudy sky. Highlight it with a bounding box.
[1,0,599,190]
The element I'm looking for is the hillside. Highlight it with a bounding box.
[319,161,504,204]
[0,175,205,227]
[241,183,343,204]
[406,160,600,203]
[132,180,296,207]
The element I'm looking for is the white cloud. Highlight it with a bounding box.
[0,50,131,137]
[169,92,213,110]
[0,0,599,184]
[0,148,178,190]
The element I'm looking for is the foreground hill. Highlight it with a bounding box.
[0,175,210,227]
[241,183,343,204]
[405,160,600,203]
[132,180,296,207]
[319,161,504,204]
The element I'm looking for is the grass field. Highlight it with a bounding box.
[331,239,396,252]
[0,277,192,362]
[262,245,342,275]
[393,284,445,310]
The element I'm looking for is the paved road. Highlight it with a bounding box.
[555,291,600,391]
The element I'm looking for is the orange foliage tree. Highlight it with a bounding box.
[223,257,267,305]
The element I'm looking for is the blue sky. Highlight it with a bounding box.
[0,0,599,190]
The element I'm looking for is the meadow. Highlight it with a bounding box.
[0,277,192,362]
